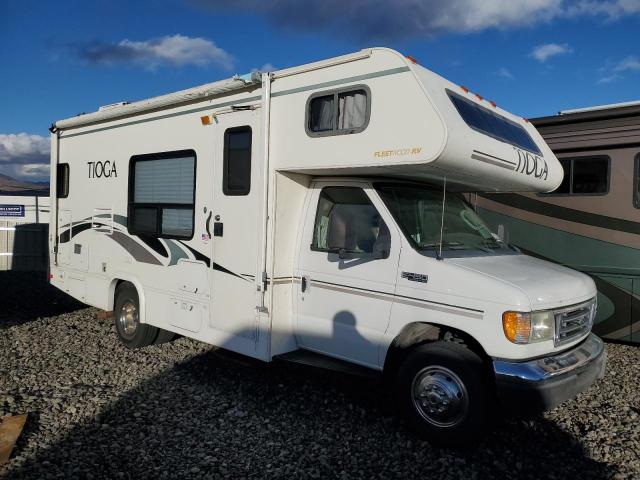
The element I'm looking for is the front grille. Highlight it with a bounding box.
[554,298,596,346]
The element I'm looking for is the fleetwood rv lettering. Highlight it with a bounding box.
[48,48,605,446]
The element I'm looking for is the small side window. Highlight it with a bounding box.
[311,187,390,259]
[307,86,370,137]
[223,127,252,196]
[543,156,610,196]
[56,163,70,198]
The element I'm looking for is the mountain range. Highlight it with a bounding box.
[0,174,49,196]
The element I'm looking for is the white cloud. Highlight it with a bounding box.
[613,55,640,72]
[597,73,622,84]
[598,55,640,83]
[17,164,50,178]
[78,34,234,70]
[530,43,573,62]
[251,63,275,73]
[0,133,50,165]
[193,0,640,40]
[496,67,515,79]
[566,0,640,19]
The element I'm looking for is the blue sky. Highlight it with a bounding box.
[1,0,639,183]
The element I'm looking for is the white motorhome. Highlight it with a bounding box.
[48,48,605,446]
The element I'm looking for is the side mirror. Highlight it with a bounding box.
[497,224,509,244]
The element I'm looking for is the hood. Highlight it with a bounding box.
[446,254,596,309]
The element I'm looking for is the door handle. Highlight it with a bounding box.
[301,276,308,293]
[205,211,212,238]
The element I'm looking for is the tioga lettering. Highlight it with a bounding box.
[514,148,548,180]
[88,161,117,179]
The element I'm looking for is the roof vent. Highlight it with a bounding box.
[99,101,130,111]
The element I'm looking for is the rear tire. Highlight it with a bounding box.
[114,282,158,349]
[395,341,490,448]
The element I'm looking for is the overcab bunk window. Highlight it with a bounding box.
[447,90,542,155]
[307,86,370,137]
[223,127,252,196]
[128,150,196,239]
[543,156,610,196]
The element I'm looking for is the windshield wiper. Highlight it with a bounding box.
[419,241,466,251]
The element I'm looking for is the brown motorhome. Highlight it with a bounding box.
[476,100,640,344]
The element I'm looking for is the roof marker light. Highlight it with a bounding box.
[460,85,469,93]
[475,93,484,101]
[489,100,497,108]
[523,117,529,123]
[406,55,418,64]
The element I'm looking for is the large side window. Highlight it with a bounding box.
[223,127,252,196]
[447,89,541,155]
[307,86,370,137]
[56,163,70,198]
[128,150,196,239]
[311,187,389,258]
[544,156,610,196]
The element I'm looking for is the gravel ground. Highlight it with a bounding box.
[1,272,639,479]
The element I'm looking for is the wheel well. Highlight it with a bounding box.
[383,322,491,380]
[108,279,131,310]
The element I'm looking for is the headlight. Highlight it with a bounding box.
[502,310,555,344]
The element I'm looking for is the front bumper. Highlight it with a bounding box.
[493,333,606,411]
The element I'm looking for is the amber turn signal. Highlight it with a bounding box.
[502,311,532,344]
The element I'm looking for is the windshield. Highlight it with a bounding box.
[375,183,514,256]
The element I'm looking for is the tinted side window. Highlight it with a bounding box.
[573,158,608,194]
[128,150,196,239]
[544,156,609,196]
[635,154,640,208]
[307,87,370,136]
[447,90,541,155]
[223,127,252,196]
[312,187,389,258]
[56,163,70,198]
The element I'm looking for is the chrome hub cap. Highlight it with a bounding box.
[412,366,469,428]
[118,301,138,339]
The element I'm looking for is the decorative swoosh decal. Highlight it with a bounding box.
[110,231,162,265]
[481,193,640,236]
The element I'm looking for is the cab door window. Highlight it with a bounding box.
[311,187,390,259]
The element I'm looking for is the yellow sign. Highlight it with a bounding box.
[374,147,422,158]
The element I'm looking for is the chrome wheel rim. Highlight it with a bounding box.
[118,300,138,339]
[411,366,469,428]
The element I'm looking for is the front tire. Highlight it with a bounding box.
[395,341,490,448]
[114,282,158,349]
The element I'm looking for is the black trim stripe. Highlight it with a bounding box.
[481,193,640,236]
[177,241,211,267]
[213,263,252,282]
[473,150,516,165]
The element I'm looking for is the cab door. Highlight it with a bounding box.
[295,182,401,368]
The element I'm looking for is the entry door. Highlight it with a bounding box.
[295,183,401,368]
[209,109,262,343]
